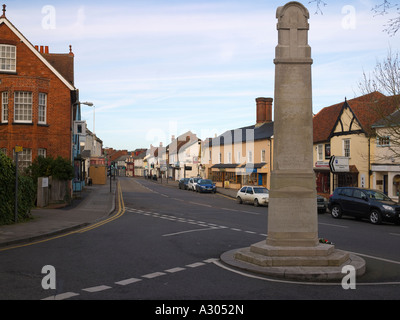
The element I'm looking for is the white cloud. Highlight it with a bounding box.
[6,0,398,150]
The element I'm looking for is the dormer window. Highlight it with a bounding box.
[0,44,16,72]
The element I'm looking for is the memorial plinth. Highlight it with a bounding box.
[221,2,365,281]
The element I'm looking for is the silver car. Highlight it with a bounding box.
[187,177,200,191]
[236,186,269,206]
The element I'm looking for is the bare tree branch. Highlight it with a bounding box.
[308,0,327,15]
[309,1,400,35]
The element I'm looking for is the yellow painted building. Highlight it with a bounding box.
[203,98,274,190]
[313,92,398,197]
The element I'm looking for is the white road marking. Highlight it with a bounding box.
[318,222,348,228]
[142,272,166,279]
[165,267,186,273]
[115,278,142,286]
[163,227,219,237]
[82,285,112,293]
[186,262,205,268]
[42,292,80,300]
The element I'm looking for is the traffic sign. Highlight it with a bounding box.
[329,156,349,173]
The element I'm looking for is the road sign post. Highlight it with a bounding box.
[329,155,349,173]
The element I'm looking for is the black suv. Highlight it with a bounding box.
[328,187,400,225]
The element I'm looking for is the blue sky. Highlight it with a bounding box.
[5,0,398,150]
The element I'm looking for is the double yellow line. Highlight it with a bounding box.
[76,181,126,233]
[0,181,126,252]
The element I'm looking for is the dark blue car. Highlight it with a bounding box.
[195,179,216,193]
[328,187,400,225]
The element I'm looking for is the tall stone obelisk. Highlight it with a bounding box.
[268,1,317,247]
[223,2,365,280]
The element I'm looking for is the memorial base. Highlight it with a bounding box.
[221,241,366,281]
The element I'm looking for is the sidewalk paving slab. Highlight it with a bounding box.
[0,182,117,249]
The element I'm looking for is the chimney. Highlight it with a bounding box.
[45,46,49,54]
[256,97,273,124]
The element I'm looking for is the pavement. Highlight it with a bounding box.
[0,177,238,250]
[0,180,118,249]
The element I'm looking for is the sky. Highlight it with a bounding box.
[4,0,399,150]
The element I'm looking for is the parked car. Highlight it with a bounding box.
[328,187,400,225]
[178,178,190,190]
[236,186,269,207]
[317,195,327,214]
[188,177,200,191]
[195,179,216,193]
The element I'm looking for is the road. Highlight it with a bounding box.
[1,177,400,306]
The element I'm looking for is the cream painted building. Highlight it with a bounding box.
[203,98,274,190]
[313,92,398,196]
[371,108,400,199]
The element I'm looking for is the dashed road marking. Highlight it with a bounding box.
[142,272,166,279]
[41,258,218,300]
[126,206,267,239]
[82,285,112,293]
[115,278,142,286]
[165,267,186,273]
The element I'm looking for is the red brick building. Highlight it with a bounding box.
[0,6,78,170]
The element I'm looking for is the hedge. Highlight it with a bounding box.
[0,152,35,225]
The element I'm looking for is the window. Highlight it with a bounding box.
[325,144,331,159]
[38,148,46,158]
[236,151,241,163]
[317,144,323,161]
[38,93,47,124]
[343,139,350,158]
[248,150,253,163]
[227,152,232,164]
[377,136,390,147]
[353,189,367,199]
[0,45,16,72]
[339,188,353,197]
[261,149,266,163]
[14,148,32,171]
[14,92,32,123]
[1,91,8,123]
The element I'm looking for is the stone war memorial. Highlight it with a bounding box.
[221,1,366,281]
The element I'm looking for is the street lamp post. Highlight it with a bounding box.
[80,101,95,134]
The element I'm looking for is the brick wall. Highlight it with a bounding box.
[0,22,74,161]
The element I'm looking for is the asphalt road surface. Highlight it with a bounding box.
[1,177,399,308]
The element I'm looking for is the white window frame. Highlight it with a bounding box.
[248,150,253,163]
[227,152,232,164]
[14,91,32,123]
[377,136,390,147]
[343,139,350,158]
[14,148,32,171]
[1,91,8,123]
[38,93,47,124]
[0,44,16,72]
[237,151,241,163]
[261,149,266,163]
[317,144,323,161]
[38,148,47,158]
